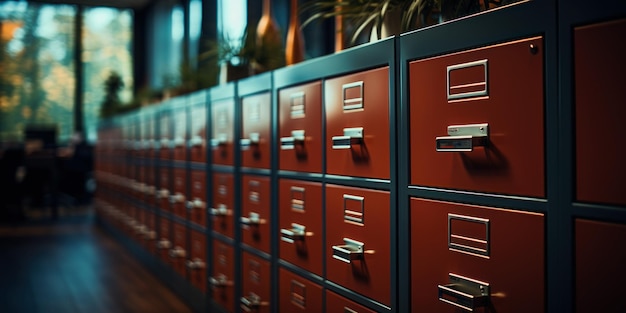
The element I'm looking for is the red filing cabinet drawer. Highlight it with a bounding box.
[189,105,207,163]
[409,36,545,198]
[158,113,171,160]
[241,175,271,253]
[325,67,390,179]
[278,81,323,173]
[171,168,187,218]
[189,170,207,227]
[157,218,172,262]
[172,109,187,162]
[241,252,271,313]
[241,92,272,169]
[145,164,156,207]
[279,268,323,313]
[279,179,323,276]
[158,167,171,212]
[188,229,207,292]
[211,99,235,166]
[575,19,626,207]
[144,211,157,255]
[326,184,391,305]
[212,173,235,238]
[410,198,544,313]
[170,222,187,277]
[212,241,236,313]
[326,290,376,313]
[576,219,626,313]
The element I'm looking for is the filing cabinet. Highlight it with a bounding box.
[326,184,391,306]
[173,108,187,162]
[211,241,236,313]
[410,198,544,313]
[189,170,207,227]
[575,19,626,207]
[576,219,626,313]
[170,222,187,277]
[241,252,271,313]
[171,168,187,219]
[326,290,376,313]
[325,67,390,179]
[212,173,235,238]
[188,229,207,292]
[279,268,323,313]
[211,99,235,166]
[278,81,322,173]
[157,218,172,262]
[241,175,272,253]
[158,111,172,160]
[241,92,272,169]
[189,104,207,164]
[409,36,545,198]
[279,179,323,276]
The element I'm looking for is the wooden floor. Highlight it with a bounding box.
[0,211,194,313]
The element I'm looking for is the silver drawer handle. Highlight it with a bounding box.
[186,199,206,210]
[240,212,265,226]
[173,137,185,147]
[280,130,305,150]
[210,274,233,288]
[169,193,185,204]
[144,230,156,240]
[240,293,269,312]
[156,239,171,249]
[280,223,313,243]
[188,135,204,147]
[160,138,170,149]
[211,204,231,216]
[332,127,364,149]
[185,258,206,270]
[436,123,489,152]
[134,224,147,234]
[145,185,156,195]
[240,132,260,150]
[157,189,170,199]
[438,273,490,311]
[332,238,365,263]
[169,246,186,258]
[211,133,228,148]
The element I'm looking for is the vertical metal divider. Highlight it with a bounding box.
[183,97,192,302]
[232,83,243,313]
[270,72,279,313]
[204,90,214,310]
[320,74,328,312]
[154,107,163,269]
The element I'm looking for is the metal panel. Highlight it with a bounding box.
[241,175,272,253]
[409,36,545,198]
[241,251,271,313]
[326,184,391,306]
[410,197,544,312]
[211,98,235,166]
[325,67,390,179]
[241,92,272,169]
[212,241,235,313]
[212,173,235,238]
[575,19,626,207]
[279,179,323,276]
[279,268,323,313]
[278,81,323,173]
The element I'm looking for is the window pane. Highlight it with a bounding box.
[82,7,133,143]
[0,2,76,143]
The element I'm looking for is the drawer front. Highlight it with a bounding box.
[241,252,271,313]
[278,81,323,173]
[189,105,207,163]
[325,67,390,179]
[144,211,157,255]
[326,185,391,305]
[211,99,235,166]
[189,170,207,227]
[173,109,187,162]
[279,268,323,313]
[212,241,236,313]
[159,113,171,160]
[410,198,544,313]
[279,179,323,276]
[158,167,171,212]
[241,92,272,169]
[409,36,545,197]
[157,218,171,262]
[172,168,187,219]
[575,19,626,206]
[241,175,272,253]
[171,222,188,277]
[212,173,235,238]
[576,219,626,313]
[145,164,156,207]
[189,229,207,292]
[326,290,376,313]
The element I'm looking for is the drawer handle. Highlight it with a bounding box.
[160,138,170,149]
[134,224,147,234]
[332,127,363,149]
[169,246,186,258]
[280,130,306,150]
[186,199,206,210]
[144,230,156,240]
[185,258,206,270]
[240,293,269,312]
[173,137,185,147]
[157,189,170,199]
[280,223,313,243]
[436,123,489,152]
[144,185,156,195]
[332,238,365,263]
[156,239,171,249]
[169,193,185,204]
[438,273,490,312]
[211,133,228,148]
[210,204,231,216]
[241,212,266,226]
[240,132,260,150]
[210,274,233,288]
[188,135,204,147]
